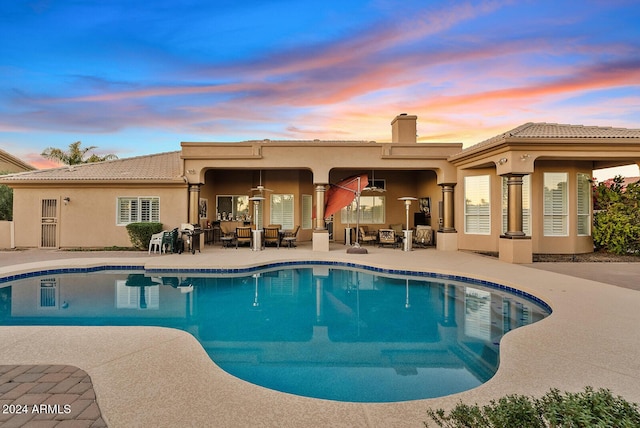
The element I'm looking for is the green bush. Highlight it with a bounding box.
[425,387,640,428]
[125,222,163,250]
[592,176,640,255]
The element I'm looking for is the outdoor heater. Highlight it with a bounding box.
[398,196,417,251]
[249,196,265,251]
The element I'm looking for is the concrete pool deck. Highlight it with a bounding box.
[1,244,639,427]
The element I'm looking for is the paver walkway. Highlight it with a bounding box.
[0,365,105,427]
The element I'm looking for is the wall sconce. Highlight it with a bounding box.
[497,158,508,165]
[520,154,531,161]
[63,197,71,205]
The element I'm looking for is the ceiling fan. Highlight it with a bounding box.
[363,170,385,192]
[250,170,273,194]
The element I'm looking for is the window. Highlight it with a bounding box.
[543,173,568,236]
[271,194,294,229]
[577,173,591,236]
[216,195,249,221]
[464,175,490,234]
[501,175,531,235]
[117,197,159,225]
[302,194,313,229]
[340,196,385,224]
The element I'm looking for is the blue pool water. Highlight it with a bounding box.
[0,263,550,402]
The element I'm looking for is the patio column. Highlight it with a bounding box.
[315,184,326,230]
[188,183,201,225]
[499,174,531,264]
[313,184,329,252]
[436,183,458,251]
[440,184,456,233]
[503,174,526,237]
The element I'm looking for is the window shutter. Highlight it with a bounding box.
[577,173,591,236]
[543,173,568,236]
[271,194,294,229]
[464,175,490,234]
[302,195,312,229]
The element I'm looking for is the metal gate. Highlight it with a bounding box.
[41,199,58,248]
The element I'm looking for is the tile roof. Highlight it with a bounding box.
[458,122,640,156]
[0,151,182,182]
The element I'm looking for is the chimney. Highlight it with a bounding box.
[391,113,417,143]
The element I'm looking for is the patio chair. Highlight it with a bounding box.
[148,231,164,254]
[263,226,280,248]
[389,223,403,236]
[378,229,400,248]
[235,227,252,249]
[282,225,300,248]
[358,227,377,245]
[161,228,179,253]
[413,225,433,247]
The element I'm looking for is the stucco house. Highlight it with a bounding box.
[2,114,640,263]
[1,149,36,248]
[1,149,35,174]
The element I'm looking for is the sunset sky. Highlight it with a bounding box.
[1,0,639,176]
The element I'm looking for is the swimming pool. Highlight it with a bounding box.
[0,262,550,402]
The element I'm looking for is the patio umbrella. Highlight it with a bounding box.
[324,174,369,219]
[323,174,369,254]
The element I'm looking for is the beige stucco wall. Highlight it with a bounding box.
[182,141,461,186]
[0,221,13,248]
[456,161,594,255]
[12,185,188,249]
[456,167,501,253]
[530,161,594,254]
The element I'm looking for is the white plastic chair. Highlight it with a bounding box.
[148,231,164,254]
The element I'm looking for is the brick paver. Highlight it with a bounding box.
[0,365,106,427]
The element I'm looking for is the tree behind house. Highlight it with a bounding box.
[0,171,12,221]
[41,141,118,165]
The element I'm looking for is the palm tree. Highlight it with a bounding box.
[41,141,118,165]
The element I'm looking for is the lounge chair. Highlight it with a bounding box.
[281,225,300,248]
[235,227,252,248]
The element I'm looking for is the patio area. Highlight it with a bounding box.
[1,244,640,427]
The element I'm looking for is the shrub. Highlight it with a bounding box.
[125,222,163,250]
[592,176,640,255]
[425,387,640,428]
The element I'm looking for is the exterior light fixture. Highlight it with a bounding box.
[498,158,508,165]
[63,197,71,205]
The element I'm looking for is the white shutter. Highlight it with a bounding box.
[464,175,490,234]
[302,195,312,229]
[543,173,568,236]
[577,173,591,236]
[271,194,294,229]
